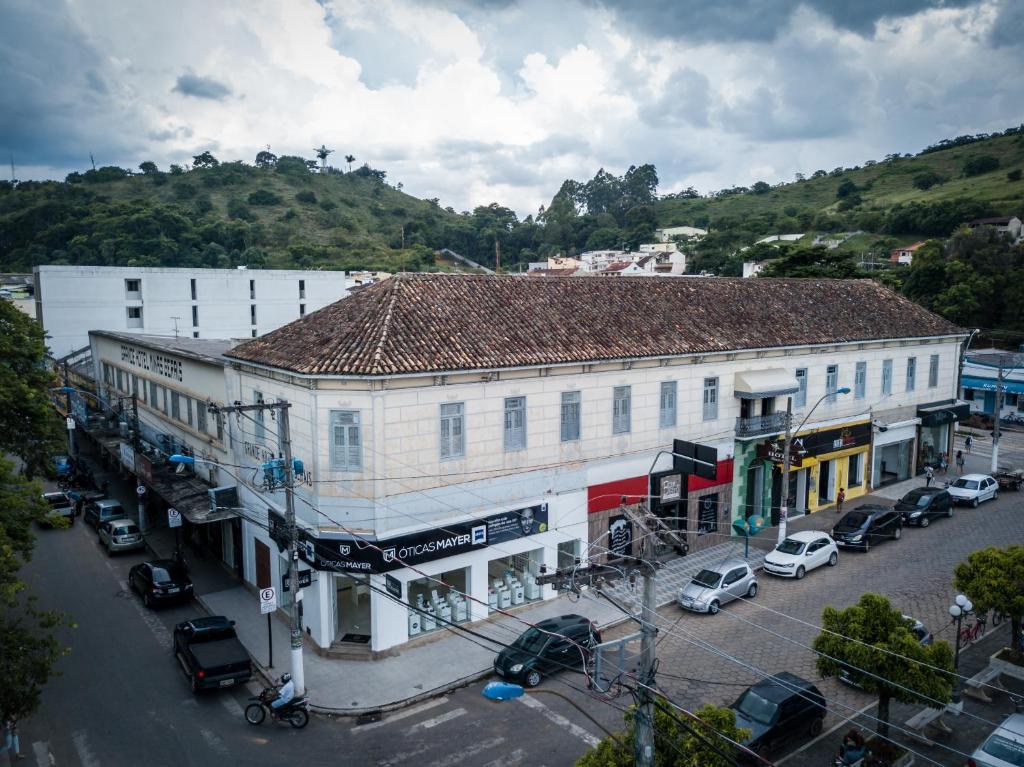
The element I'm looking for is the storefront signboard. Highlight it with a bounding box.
[698,495,719,535]
[608,515,633,559]
[760,422,870,466]
[300,503,550,574]
[118,442,136,473]
[385,574,402,599]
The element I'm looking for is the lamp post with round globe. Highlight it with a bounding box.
[948,593,973,706]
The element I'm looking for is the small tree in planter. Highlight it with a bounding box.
[954,545,1024,662]
[813,593,954,739]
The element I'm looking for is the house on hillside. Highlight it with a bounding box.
[743,261,768,278]
[755,234,805,246]
[639,241,679,254]
[657,225,707,241]
[600,260,647,276]
[890,241,926,265]
[966,216,1023,241]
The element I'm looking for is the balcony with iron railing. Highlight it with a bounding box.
[735,411,790,440]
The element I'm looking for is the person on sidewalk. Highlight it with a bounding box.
[965,434,973,454]
[837,729,866,765]
[939,453,948,475]
[925,465,935,487]
[836,487,845,514]
[1,718,25,760]
[956,450,965,474]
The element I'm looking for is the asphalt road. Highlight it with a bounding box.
[12,429,1024,767]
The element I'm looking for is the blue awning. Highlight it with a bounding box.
[962,375,1024,394]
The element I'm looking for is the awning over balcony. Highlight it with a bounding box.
[734,369,801,399]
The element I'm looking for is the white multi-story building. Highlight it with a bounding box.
[219,274,966,655]
[35,265,349,357]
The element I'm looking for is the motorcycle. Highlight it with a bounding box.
[244,686,310,729]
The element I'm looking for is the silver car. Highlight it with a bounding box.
[967,711,1024,767]
[98,518,145,555]
[678,559,758,614]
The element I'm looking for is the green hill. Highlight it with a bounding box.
[2,129,1023,275]
[0,157,464,273]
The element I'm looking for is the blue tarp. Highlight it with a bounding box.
[962,375,1024,394]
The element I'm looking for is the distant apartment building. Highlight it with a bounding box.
[656,226,707,241]
[34,265,349,357]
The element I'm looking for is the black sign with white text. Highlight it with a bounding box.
[299,504,549,574]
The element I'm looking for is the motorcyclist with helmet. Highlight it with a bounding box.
[270,673,295,717]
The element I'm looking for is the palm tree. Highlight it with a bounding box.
[345,154,355,173]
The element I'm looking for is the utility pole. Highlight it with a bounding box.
[633,511,657,767]
[208,399,305,695]
[992,358,1004,474]
[495,238,501,274]
[777,396,794,545]
[63,361,76,457]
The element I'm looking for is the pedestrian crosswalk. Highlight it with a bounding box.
[0,741,53,767]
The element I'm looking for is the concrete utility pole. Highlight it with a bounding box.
[208,399,305,695]
[992,359,1005,474]
[633,511,657,767]
[777,396,794,546]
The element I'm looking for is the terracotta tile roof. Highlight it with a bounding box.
[602,261,634,272]
[225,274,964,377]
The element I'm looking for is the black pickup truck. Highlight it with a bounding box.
[173,616,252,693]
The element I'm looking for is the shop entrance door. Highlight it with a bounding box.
[818,460,833,503]
[334,574,372,645]
[255,539,271,589]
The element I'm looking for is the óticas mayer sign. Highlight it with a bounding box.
[299,504,549,574]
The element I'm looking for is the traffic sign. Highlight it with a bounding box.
[167,507,182,528]
[260,587,277,614]
[66,417,75,431]
[136,485,146,497]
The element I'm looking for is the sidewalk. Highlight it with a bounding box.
[143,523,766,716]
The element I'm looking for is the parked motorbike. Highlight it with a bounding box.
[244,687,310,729]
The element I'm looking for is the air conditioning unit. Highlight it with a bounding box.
[208,485,239,514]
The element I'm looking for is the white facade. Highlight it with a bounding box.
[657,226,707,241]
[225,333,962,654]
[742,261,766,278]
[36,265,349,357]
[639,242,679,254]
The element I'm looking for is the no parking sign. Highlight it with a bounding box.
[167,507,182,528]
[260,587,277,614]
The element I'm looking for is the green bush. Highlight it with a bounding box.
[963,155,1000,177]
[295,190,317,204]
[1008,169,1023,182]
[248,189,282,206]
[174,183,197,200]
[227,197,254,221]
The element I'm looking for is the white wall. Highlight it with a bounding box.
[38,265,348,357]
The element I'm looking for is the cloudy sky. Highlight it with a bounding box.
[2,0,1022,216]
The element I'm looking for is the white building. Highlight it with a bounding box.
[656,226,707,241]
[219,274,966,655]
[35,265,349,357]
[638,242,679,254]
[742,261,767,278]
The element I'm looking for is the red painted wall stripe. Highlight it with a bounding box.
[587,459,734,514]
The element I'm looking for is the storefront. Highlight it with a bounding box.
[298,500,581,653]
[871,420,917,487]
[743,420,871,524]
[916,401,970,471]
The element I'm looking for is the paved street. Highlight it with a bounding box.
[10,429,1024,766]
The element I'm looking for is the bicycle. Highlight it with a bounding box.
[959,613,988,644]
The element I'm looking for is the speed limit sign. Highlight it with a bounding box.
[260,587,277,614]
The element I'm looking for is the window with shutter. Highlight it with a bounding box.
[330,411,362,470]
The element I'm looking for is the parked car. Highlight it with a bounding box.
[730,672,826,759]
[173,616,252,694]
[831,505,902,552]
[839,616,933,688]
[947,474,998,507]
[84,498,127,529]
[494,614,601,688]
[967,711,1024,767]
[678,559,758,614]
[98,518,144,555]
[895,487,954,527]
[129,560,194,607]
[39,491,75,527]
[763,531,839,579]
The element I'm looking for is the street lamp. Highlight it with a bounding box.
[948,593,973,707]
[481,682,625,747]
[777,386,851,545]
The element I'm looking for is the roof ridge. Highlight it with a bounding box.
[369,276,403,375]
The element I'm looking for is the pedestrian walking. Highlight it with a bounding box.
[836,487,845,514]
[965,434,973,454]
[1,718,25,760]
[956,450,965,474]
[939,453,948,475]
[925,465,934,487]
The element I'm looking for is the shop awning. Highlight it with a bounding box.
[734,369,801,399]
[962,376,1024,394]
[916,401,971,427]
[146,470,238,525]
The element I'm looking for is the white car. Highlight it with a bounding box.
[947,474,998,507]
[763,530,839,579]
[967,711,1024,767]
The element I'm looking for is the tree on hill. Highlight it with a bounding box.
[576,702,749,767]
[345,154,355,172]
[813,593,954,738]
[963,155,999,177]
[192,151,219,169]
[954,546,1024,661]
[255,150,277,169]
[138,161,158,175]
[758,245,863,278]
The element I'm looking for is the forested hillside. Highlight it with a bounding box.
[1,128,1022,276]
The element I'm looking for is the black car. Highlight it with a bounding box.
[494,614,601,688]
[731,672,826,759]
[831,505,902,552]
[894,487,953,527]
[129,560,194,607]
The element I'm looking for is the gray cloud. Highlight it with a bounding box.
[638,68,711,128]
[172,73,232,100]
[990,0,1024,47]
[587,0,979,42]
